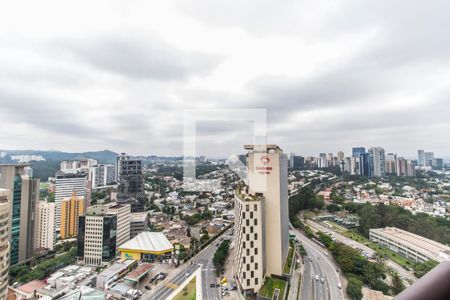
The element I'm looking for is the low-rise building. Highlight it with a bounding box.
[118,231,173,262]
[96,259,137,290]
[10,280,46,300]
[369,227,450,263]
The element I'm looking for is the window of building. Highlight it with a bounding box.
[254,204,257,211]
[255,278,259,285]
[246,204,249,211]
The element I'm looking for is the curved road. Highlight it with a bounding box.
[292,228,344,300]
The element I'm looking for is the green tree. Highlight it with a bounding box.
[413,260,438,278]
[347,277,363,300]
[391,272,405,295]
[326,203,341,213]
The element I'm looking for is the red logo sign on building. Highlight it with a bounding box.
[260,155,270,165]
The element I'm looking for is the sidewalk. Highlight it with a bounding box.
[288,250,303,300]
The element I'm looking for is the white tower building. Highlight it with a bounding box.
[234,145,289,296]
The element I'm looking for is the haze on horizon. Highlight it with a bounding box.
[1,0,450,158]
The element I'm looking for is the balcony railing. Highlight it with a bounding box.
[395,261,450,300]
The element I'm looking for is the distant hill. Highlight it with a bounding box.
[0,150,119,182]
[0,149,118,163]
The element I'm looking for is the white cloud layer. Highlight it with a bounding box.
[1,0,450,158]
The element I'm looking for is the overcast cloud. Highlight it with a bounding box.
[1,0,450,158]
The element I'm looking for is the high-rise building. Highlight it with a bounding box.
[396,158,416,177]
[130,212,149,238]
[289,152,295,168]
[431,158,444,170]
[36,201,55,250]
[54,173,87,232]
[352,147,366,157]
[292,156,305,169]
[337,151,345,161]
[77,203,130,266]
[234,145,289,296]
[368,147,385,177]
[0,189,11,299]
[385,153,397,175]
[0,164,39,265]
[359,153,371,177]
[60,192,85,240]
[108,204,131,249]
[424,152,434,167]
[60,159,98,174]
[417,150,425,167]
[91,164,115,188]
[116,153,145,211]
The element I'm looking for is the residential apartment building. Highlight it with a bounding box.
[424,152,434,167]
[234,145,289,296]
[60,192,85,240]
[60,159,98,174]
[37,201,55,250]
[418,150,425,167]
[0,189,11,299]
[91,164,115,188]
[368,147,385,177]
[54,173,87,232]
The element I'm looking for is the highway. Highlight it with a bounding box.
[193,239,222,300]
[142,229,231,300]
[292,228,344,300]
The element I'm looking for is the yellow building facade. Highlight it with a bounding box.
[60,191,85,240]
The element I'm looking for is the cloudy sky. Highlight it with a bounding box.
[1,0,450,158]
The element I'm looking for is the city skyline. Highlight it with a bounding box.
[1,1,450,156]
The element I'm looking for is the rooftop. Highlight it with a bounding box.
[235,184,259,202]
[15,280,46,294]
[370,227,450,262]
[124,263,154,282]
[118,231,174,253]
[131,212,149,223]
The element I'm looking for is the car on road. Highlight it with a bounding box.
[337,282,342,289]
[324,252,328,256]
[315,275,319,281]
[308,256,312,261]
[185,272,190,277]
[320,277,324,283]
[144,285,151,290]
